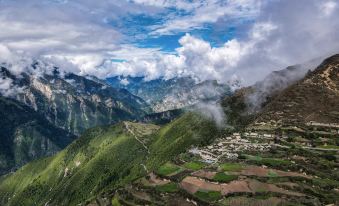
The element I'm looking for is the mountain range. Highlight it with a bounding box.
[0,61,152,174]
[107,76,231,112]
[0,60,230,174]
[0,54,338,206]
[254,54,339,125]
[1,62,148,136]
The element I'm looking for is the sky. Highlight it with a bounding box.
[0,0,339,85]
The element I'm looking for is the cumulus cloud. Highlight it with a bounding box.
[0,75,24,97]
[0,44,13,61]
[148,0,261,36]
[120,78,130,86]
[106,22,274,83]
[0,0,161,76]
[0,0,261,79]
[111,0,339,85]
[0,0,338,86]
[320,0,337,17]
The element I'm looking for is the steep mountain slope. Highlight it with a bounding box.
[255,54,339,126]
[142,109,184,125]
[222,65,309,128]
[0,96,75,175]
[0,113,221,206]
[222,56,328,127]
[0,61,149,135]
[107,76,230,112]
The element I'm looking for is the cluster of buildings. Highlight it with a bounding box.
[306,121,339,134]
[189,132,274,163]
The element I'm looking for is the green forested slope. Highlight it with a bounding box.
[0,113,221,206]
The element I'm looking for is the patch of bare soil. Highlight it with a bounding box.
[241,166,310,179]
[247,179,305,197]
[191,170,216,179]
[180,176,305,197]
[180,176,221,194]
[222,197,283,206]
[148,172,171,186]
[220,180,252,195]
[131,190,152,202]
[137,172,171,187]
[191,166,309,180]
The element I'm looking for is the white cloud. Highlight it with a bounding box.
[106,24,272,83]
[320,1,337,17]
[149,0,261,36]
[0,44,13,62]
[0,0,260,80]
[194,102,226,128]
[109,0,339,85]
[0,0,154,75]
[120,78,129,86]
[0,0,338,87]
[0,76,24,97]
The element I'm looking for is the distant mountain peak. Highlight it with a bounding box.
[106,76,231,113]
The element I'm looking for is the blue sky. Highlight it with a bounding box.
[104,1,257,54]
[0,0,338,85]
[110,5,254,52]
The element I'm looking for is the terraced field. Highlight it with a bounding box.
[98,130,338,206]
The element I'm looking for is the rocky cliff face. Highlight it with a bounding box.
[107,76,231,112]
[0,62,149,135]
[0,96,75,174]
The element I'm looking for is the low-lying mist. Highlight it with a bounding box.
[193,102,226,128]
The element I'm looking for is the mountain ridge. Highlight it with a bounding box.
[254,54,339,126]
[222,54,339,129]
[0,54,338,205]
[0,62,149,135]
[107,76,231,112]
[0,96,76,174]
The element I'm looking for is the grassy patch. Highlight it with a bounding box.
[267,170,279,178]
[267,177,289,184]
[260,158,291,167]
[312,178,339,189]
[155,182,178,193]
[111,195,121,206]
[213,172,238,183]
[156,162,182,176]
[194,190,222,202]
[219,163,243,172]
[242,155,291,167]
[183,161,205,171]
[253,193,275,200]
[318,145,339,149]
[0,113,221,206]
[243,155,262,161]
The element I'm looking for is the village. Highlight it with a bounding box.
[189,126,339,164]
[189,132,277,163]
